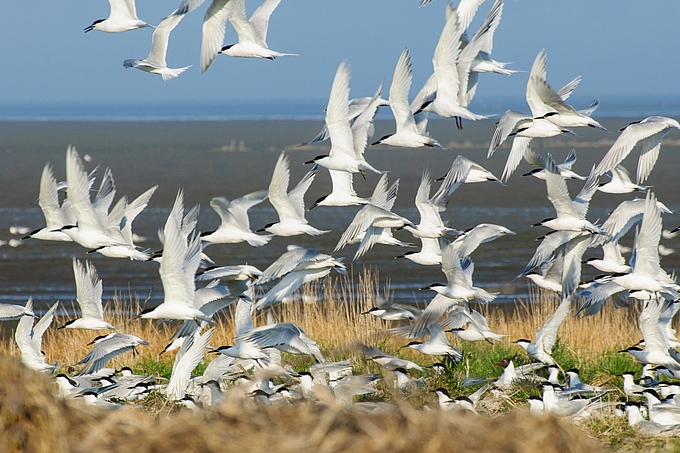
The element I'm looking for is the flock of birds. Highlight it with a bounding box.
[3,0,680,437]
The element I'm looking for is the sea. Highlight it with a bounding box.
[1,95,680,314]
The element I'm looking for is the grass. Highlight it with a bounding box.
[2,268,680,451]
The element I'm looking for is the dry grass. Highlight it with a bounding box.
[0,269,647,375]
[0,353,608,453]
[2,270,679,451]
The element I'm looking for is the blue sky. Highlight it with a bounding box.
[1,1,680,105]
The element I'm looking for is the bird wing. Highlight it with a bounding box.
[389,48,418,134]
[159,192,194,306]
[520,230,579,276]
[77,334,148,376]
[120,185,157,244]
[335,204,387,252]
[65,146,109,232]
[545,154,578,219]
[109,0,136,20]
[328,170,359,199]
[258,245,313,283]
[235,298,254,337]
[147,11,185,68]
[38,163,67,230]
[353,226,384,260]
[454,0,489,32]
[228,0,259,44]
[632,192,663,279]
[15,299,40,362]
[525,50,555,118]
[73,259,105,321]
[571,167,599,220]
[166,328,214,400]
[352,81,384,158]
[31,301,59,357]
[452,223,514,258]
[501,136,533,182]
[488,110,530,156]
[535,296,571,354]
[255,268,331,310]
[639,299,669,355]
[200,0,234,74]
[432,7,463,104]
[594,117,678,177]
[267,152,296,221]
[560,233,592,298]
[636,130,669,183]
[326,61,356,160]
[249,0,280,44]
[287,164,317,220]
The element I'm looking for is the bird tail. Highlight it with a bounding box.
[161,66,191,81]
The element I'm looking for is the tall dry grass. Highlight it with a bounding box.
[0,353,608,453]
[0,269,647,375]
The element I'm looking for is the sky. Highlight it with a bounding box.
[1,1,680,107]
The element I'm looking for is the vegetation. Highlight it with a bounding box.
[2,269,680,451]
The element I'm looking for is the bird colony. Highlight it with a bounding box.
[4,0,680,437]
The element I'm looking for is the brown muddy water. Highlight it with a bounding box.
[0,118,679,314]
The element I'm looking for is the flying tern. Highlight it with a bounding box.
[85,0,153,33]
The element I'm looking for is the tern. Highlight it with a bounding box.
[303,61,382,177]
[15,298,59,373]
[372,48,441,148]
[403,324,462,362]
[308,170,368,209]
[22,163,76,242]
[578,193,680,315]
[515,296,571,366]
[259,152,328,237]
[138,191,215,323]
[362,297,421,321]
[219,0,297,60]
[594,116,680,183]
[123,8,191,81]
[402,168,456,239]
[334,173,413,260]
[236,322,325,363]
[360,345,423,371]
[597,165,649,194]
[521,149,586,181]
[532,154,603,234]
[396,237,442,266]
[92,185,158,260]
[254,245,345,310]
[165,328,214,400]
[201,190,271,246]
[85,0,153,33]
[415,8,488,128]
[525,50,606,131]
[58,259,117,331]
[75,333,150,376]
[60,146,127,249]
